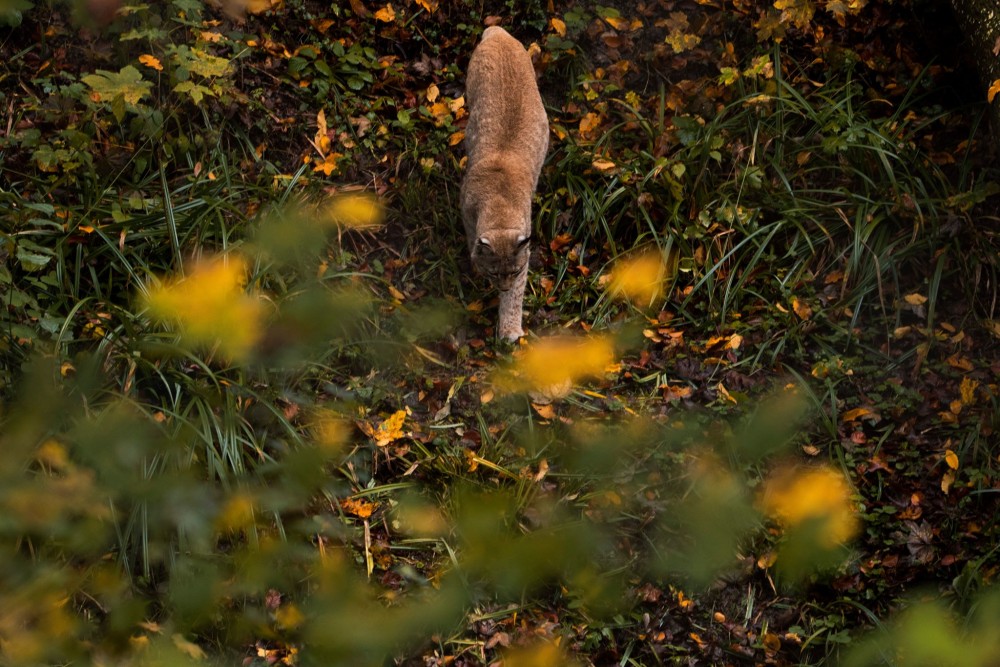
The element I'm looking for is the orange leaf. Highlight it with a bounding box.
[550,17,566,37]
[988,79,1000,104]
[374,4,395,22]
[945,449,959,470]
[341,497,376,518]
[791,297,812,320]
[138,54,163,71]
[841,407,875,422]
[532,403,556,419]
[414,0,437,11]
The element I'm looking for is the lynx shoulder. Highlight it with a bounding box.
[460,26,549,341]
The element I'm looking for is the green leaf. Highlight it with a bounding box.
[82,66,152,106]
[173,81,216,105]
[187,49,230,78]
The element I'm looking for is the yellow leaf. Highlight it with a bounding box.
[138,54,162,71]
[144,255,264,361]
[244,0,282,14]
[591,158,616,171]
[550,17,566,37]
[360,409,406,447]
[315,108,328,151]
[374,4,395,22]
[604,15,630,30]
[578,111,602,137]
[941,470,956,494]
[532,403,556,419]
[216,493,256,531]
[791,296,812,320]
[903,292,927,305]
[988,79,1000,104]
[171,634,206,660]
[959,377,979,406]
[841,407,875,422]
[945,449,959,470]
[448,130,465,146]
[759,465,858,546]
[606,251,668,306]
[312,151,343,176]
[199,30,223,43]
[341,497,376,518]
[425,83,439,102]
[322,192,384,229]
[415,0,437,11]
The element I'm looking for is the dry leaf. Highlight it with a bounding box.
[903,292,927,306]
[550,16,566,36]
[988,79,1000,104]
[425,83,440,102]
[374,3,395,22]
[944,449,959,470]
[138,54,162,71]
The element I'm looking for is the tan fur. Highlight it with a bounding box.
[460,26,549,341]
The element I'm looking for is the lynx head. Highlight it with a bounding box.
[471,230,531,291]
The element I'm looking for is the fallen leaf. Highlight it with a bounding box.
[904,292,927,306]
[425,83,439,102]
[945,449,959,470]
[550,16,566,36]
[988,79,1000,104]
[791,297,812,320]
[841,407,875,422]
[374,3,395,22]
[341,497,376,518]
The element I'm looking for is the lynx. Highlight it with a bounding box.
[460,26,549,341]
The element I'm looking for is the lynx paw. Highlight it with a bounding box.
[499,325,524,342]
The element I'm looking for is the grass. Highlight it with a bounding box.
[2,0,1000,665]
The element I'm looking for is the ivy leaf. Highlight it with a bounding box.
[81,66,152,106]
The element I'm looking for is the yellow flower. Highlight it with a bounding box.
[144,255,264,361]
[606,251,669,307]
[759,465,859,546]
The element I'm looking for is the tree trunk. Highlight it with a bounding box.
[951,0,1000,150]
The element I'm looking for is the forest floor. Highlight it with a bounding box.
[2,0,1000,665]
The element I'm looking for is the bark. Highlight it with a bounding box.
[951,0,1000,150]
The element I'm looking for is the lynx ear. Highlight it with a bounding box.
[516,234,532,248]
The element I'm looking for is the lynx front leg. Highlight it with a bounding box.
[497,264,528,341]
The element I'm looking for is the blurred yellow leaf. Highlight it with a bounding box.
[138,54,162,71]
[312,409,349,453]
[216,493,256,531]
[275,603,304,629]
[606,251,667,307]
[448,130,465,146]
[414,0,437,11]
[244,0,282,14]
[322,192,384,228]
[550,17,566,36]
[171,634,206,659]
[532,402,556,419]
[904,292,927,305]
[144,255,264,361]
[505,335,616,397]
[374,3,395,22]
[759,465,859,546]
[425,83,439,102]
[591,158,616,171]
